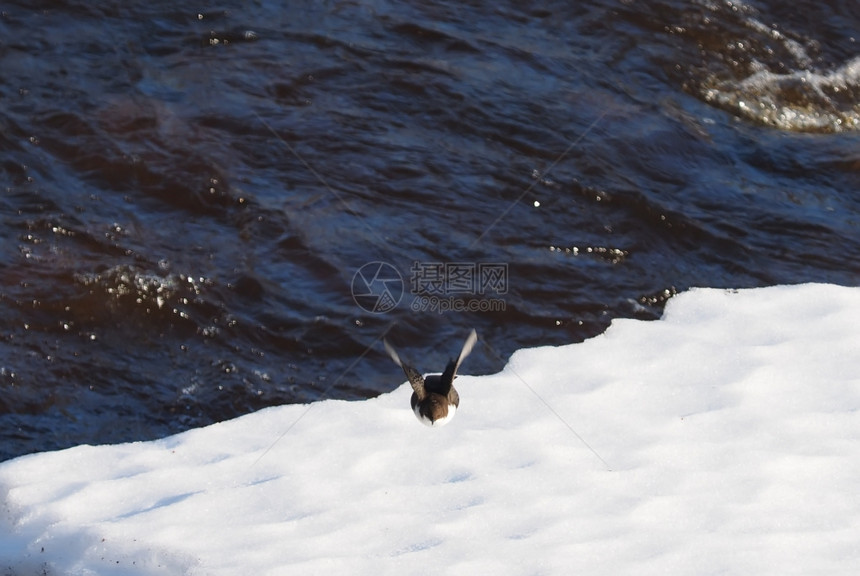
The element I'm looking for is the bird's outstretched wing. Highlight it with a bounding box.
[384,338,427,400]
[440,329,478,388]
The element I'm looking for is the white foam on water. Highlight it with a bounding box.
[692,0,859,132]
[705,56,860,132]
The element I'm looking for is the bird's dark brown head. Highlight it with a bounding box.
[421,395,449,422]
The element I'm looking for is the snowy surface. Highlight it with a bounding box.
[2,283,859,575]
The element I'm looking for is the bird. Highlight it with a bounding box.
[384,329,478,427]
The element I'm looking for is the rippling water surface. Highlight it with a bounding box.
[1,0,858,460]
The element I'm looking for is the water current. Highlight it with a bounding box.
[1,0,858,459]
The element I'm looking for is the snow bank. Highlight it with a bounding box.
[1,284,859,575]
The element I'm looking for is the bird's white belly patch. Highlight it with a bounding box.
[414,404,456,427]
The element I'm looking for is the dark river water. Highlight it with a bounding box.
[1,0,858,460]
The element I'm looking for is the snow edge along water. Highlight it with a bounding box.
[1,283,859,575]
